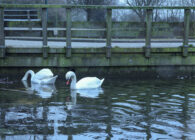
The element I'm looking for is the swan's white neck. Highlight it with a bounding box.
[70,73,77,89]
[22,70,35,81]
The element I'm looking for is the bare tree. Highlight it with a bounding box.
[166,0,183,22]
[180,0,195,6]
[126,0,165,22]
[181,0,195,20]
[69,0,115,21]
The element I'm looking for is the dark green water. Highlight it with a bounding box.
[0,79,195,140]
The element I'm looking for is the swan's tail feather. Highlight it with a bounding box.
[49,75,58,84]
[41,75,58,84]
[100,78,105,87]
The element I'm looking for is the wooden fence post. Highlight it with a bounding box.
[66,8,72,58]
[106,8,112,58]
[145,9,153,58]
[183,9,190,57]
[0,7,5,58]
[42,8,48,58]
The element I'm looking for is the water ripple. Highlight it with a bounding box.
[1,79,195,139]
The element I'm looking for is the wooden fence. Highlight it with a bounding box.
[0,4,194,58]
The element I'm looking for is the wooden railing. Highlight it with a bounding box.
[0,4,194,58]
[4,9,40,21]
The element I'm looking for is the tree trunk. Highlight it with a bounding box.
[86,9,92,21]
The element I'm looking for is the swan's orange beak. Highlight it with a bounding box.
[66,80,70,85]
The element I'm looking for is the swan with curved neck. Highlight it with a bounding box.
[22,68,58,84]
[65,71,104,89]
[22,70,35,81]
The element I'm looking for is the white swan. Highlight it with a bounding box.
[22,68,58,84]
[65,71,104,89]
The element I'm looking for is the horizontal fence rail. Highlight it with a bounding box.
[1,4,195,9]
[4,9,40,21]
[0,4,194,58]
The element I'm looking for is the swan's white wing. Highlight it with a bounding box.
[34,68,54,80]
[76,77,102,89]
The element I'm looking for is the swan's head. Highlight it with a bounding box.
[65,71,75,85]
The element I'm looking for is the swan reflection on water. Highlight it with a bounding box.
[22,80,57,98]
[66,88,104,110]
